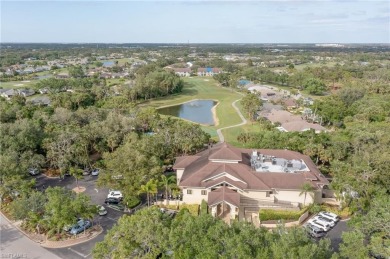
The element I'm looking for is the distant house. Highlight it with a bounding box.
[171,68,191,77]
[56,73,69,79]
[282,98,298,110]
[99,73,112,79]
[18,89,35,97]
[197,67,222,77]
[0,89,18,99]
[29,96,51,106]
[278,121,326,133]
[262,109,326,133]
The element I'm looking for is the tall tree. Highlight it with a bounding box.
[299,183,315,207]
[240,92,262,121]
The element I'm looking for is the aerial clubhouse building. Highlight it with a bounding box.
[173,143,330,220]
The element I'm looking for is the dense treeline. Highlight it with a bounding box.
[0,97,209,207]
[93,207,333,258]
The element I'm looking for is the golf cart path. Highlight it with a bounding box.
[217,97,247,142]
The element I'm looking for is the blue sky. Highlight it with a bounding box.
[1,1,389,43]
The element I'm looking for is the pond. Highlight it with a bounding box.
[158,100,217,125]
[103,61,115,67]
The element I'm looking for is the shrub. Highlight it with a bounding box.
[259,208,307,222]
[320,204,351,219]
[164,204,199,216]
[125,196,141,209]
[200,200,208,215]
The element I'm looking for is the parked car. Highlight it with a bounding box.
[305,224,326,238]
[98,205,107,216]
[107,190,123,200]
[307,219,331,232]
[314,215,336,227]
[318,211,340,222]
[63,224,73,232]
[28,168,39,176]
[70,219,92,235]
[104,197,121,204]
[91,169,99,176]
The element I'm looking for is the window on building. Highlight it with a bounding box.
[201,190,207,195]
[187,189,192,195]
[266,192,270,197]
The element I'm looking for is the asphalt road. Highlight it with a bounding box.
[326,219,349,252]
[1,214,62,259]
[33,173,128,259]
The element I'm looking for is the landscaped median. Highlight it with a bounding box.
[41,225,103,249]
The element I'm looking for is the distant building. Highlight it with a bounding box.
[197,67,222,77]
[171,68,192,77]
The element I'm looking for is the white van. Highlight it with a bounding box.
[305,224,326,238]
[307,219,331,232]
[314,215,335,228]
[318,211,340,222]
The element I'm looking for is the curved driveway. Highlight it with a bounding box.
[216,98,247,142]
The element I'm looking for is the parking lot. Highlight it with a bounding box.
[34,174,128,259]
[304,212,349,252]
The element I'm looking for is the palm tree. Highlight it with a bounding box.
[171,186,181,209]
[299,182,315,207]
[139,179,158,207]
[160,175,176,205]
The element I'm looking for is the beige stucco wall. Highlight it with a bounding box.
[239,189,273,201]
[182,188,208,204]
[274,190,319,205]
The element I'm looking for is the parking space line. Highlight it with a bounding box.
[68,248,90,258]
[107,217,116,221]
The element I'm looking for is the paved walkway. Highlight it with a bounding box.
[216,98,247,142]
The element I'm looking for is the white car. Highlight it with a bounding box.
[307,219,331,232]
[313,215,335,228]
[318,211,340,222]
[107,190,123,200]
[91,169,99,176]
[97,205,107,216]
[28,168,39,176]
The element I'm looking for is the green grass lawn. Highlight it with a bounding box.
[222,101,266,146]
[141,77,243,140]
[0,80,38,89]
[293,61,338,71]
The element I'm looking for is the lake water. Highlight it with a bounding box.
[103,61,114,67]
[158,100,217,125]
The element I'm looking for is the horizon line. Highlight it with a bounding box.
[1,42,390,45]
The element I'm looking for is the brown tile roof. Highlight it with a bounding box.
[209,143,242,161]
[258,173,313,189]
[172,68,191,73]
[208,187,240,207]
[175,143,328,191]
[281,121,326,132]
[201,176,248,190]
[173,156,201,169]
[262,109,302,124]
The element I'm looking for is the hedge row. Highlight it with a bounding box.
[259,208,306,221]
[165,204,200,216]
